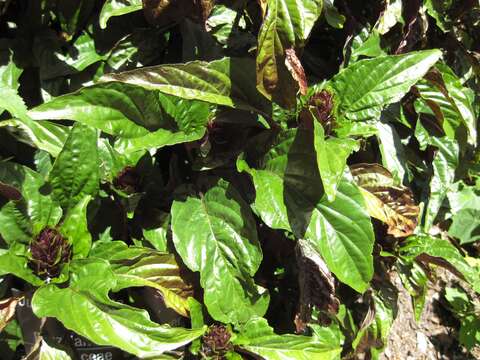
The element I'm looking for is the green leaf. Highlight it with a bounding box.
[423,137,459,230]
[100,57,271,116]
[313,120,359,201]
[0,119,68,157]
[171,179,269,323]
[233,317,342,360]
[0,163,62,243]
[29,83,212,153]
[425,0,452,32]
[99,0,142,29]
[58,32,107,72]
[448,209,480,245]
[415,64,477,146]
[59,196,92,258]
[0,249,44,286]
[400,235,480,293]
[0,60,67,157]
[331,50,442,123]
[374,0,403,35]
[90,241,192,317]
[238,129,374,292]
[459,316,480,350]
[0,54,22,91]
[49,123,99,212]
[447,182,480,213]
[324,0,345,29]
[142,216,170,252]
[32,259,205,358]
[206,5,255,49]
[343,28,386,67]
[256,0,322,106]
[376,120,408,183]
[114,97,210,154]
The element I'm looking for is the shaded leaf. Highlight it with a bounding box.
[295,239,339,332]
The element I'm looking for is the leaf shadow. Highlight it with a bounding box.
[284,129,323,238]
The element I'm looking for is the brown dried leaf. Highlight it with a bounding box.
[0,296,21,332]
[351,163,419,237]
[285,48,308,96]
[294,240,339,333]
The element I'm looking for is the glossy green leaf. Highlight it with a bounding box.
[0,163,62,243]
[331,50,441,122]
[48,123,99,212]
[29,83,211,153]
[0,249,44,286]
[448,209,480,245]
[114,97,210,154]
[423,137,459,230]
[99,0,142,29]
[0,54,67,157]
[171,179,269,323]
[101,57,271,115]
[415,64,477,146]
[142,217,170,252]
[376,120,407,183]
[447,182,480,213]
[32,259,205,358]
[238,129,374,292]
[59,196,92,258]
[233,317,342,359]
[90,241,192,317]
[0,119,68,157]
[313,120,359,201]
[400,235,480,293]
[343,28,386,67]
[58,32,107,72]
[375,0,403,34]
[0,54,22,92]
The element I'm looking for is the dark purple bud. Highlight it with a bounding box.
[113,166,141,194]
[201,324,232,358]
[309,90,334,125]
[29,227,71,279]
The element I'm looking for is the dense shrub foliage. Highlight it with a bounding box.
[0,0,479,359]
